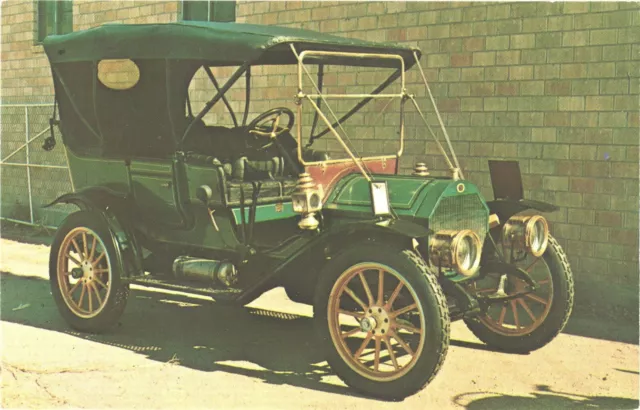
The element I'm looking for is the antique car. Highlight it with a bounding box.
[42,22,574,400]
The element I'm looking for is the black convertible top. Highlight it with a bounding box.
[43,21,420,66]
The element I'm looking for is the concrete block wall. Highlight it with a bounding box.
[234,1,639,320]
[1,1,638,319]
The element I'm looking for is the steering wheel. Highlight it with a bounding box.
[247,107,295,150]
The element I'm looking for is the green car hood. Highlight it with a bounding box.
[324,174,488,221]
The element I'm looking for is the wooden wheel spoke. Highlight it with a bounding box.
[341,327,361,339]
[524,257,541,272]
[497,305,507,326]
[358,272,374,306]
[525,293,549,306]
[390,330,414,356]
[518,298,536,322]
[89,236,97,261]
[67,254,82,267]
[537,279,550,285]
[93,276,108,290]
[93,252,106,266]
[71,238,84,260]
[390,303,417,318]
[376,269,385,305]
[373,338,381,372]
[343,286,368,312]
[68,280,81,295]
[337,309,364,319]
[82,233,88,261]
[383,337,399,370]
[395,320,421,334]
[88,284,93,312]
[354,333,373,359]
[385,282,404,310]
[94,268,109,274]
[91,283,103,306]
[510,299,520,328]
[77,284,86,310]
[475,287,497,294]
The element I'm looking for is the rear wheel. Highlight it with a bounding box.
[314,244,449,400]
[464,235,573,353]
[50,211,129,333]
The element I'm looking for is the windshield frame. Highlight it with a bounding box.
[292,47,409,172]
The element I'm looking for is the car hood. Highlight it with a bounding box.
[323,173,485,219]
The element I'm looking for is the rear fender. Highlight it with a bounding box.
[47,188,143,279]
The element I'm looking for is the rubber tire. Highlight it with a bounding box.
[314,244,450,400]
[464,235,574,353]
[50,210,129,333]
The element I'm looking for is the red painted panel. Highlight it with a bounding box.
[306,157,397,199]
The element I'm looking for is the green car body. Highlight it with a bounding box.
[43,22,574,400]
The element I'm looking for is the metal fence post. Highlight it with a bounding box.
[25,106,35,224]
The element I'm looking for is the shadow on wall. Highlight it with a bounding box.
[453,385,639,409]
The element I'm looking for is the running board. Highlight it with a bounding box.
[131,276,242,303]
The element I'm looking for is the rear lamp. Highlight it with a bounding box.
[429,229,482,277]
[502,215,549,257]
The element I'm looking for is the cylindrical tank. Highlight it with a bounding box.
[172,256,238,287]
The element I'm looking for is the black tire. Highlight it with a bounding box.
[50,210,129,333]
[314,244,449,400]
[464,235,574,353]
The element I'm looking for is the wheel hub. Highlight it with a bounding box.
[362,306,391,336]
[81,260,94,281]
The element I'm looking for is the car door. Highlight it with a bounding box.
[128,159,184,227]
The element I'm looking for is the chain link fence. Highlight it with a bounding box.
[1,103,74,229]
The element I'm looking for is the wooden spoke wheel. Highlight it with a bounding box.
[315,244,449,400]
[328,263,425,382]
[465,234,574,353]
[474,254,553,336]
[50,211,129,333]
[57,227,112,318]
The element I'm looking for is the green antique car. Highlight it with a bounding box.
[42,22,573,399]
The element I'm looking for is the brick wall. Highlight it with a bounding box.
[1,1,638,319]
[0,1,178,225]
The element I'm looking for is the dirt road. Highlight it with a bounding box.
[1,237,638,409]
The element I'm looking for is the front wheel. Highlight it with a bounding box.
[50,211,129,333]
[314,244,449,400]
[464,235,574,353]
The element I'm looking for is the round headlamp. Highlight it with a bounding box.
[502,215,549,257]
[429,229,482,277]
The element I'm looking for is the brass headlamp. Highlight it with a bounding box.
[429,229,482,277]
[502,215,549,257]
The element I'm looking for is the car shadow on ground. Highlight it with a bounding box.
[2,223,638,346]
[2,272,639,407]
[452,384,639,409]
[0,271,364,398]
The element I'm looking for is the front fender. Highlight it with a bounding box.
[487,198,558,222]
[246,218,430,305]
[47,188,143,279]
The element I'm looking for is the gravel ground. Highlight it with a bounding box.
[1,236,638,409]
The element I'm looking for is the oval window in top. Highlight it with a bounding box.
[97,59,140,90]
